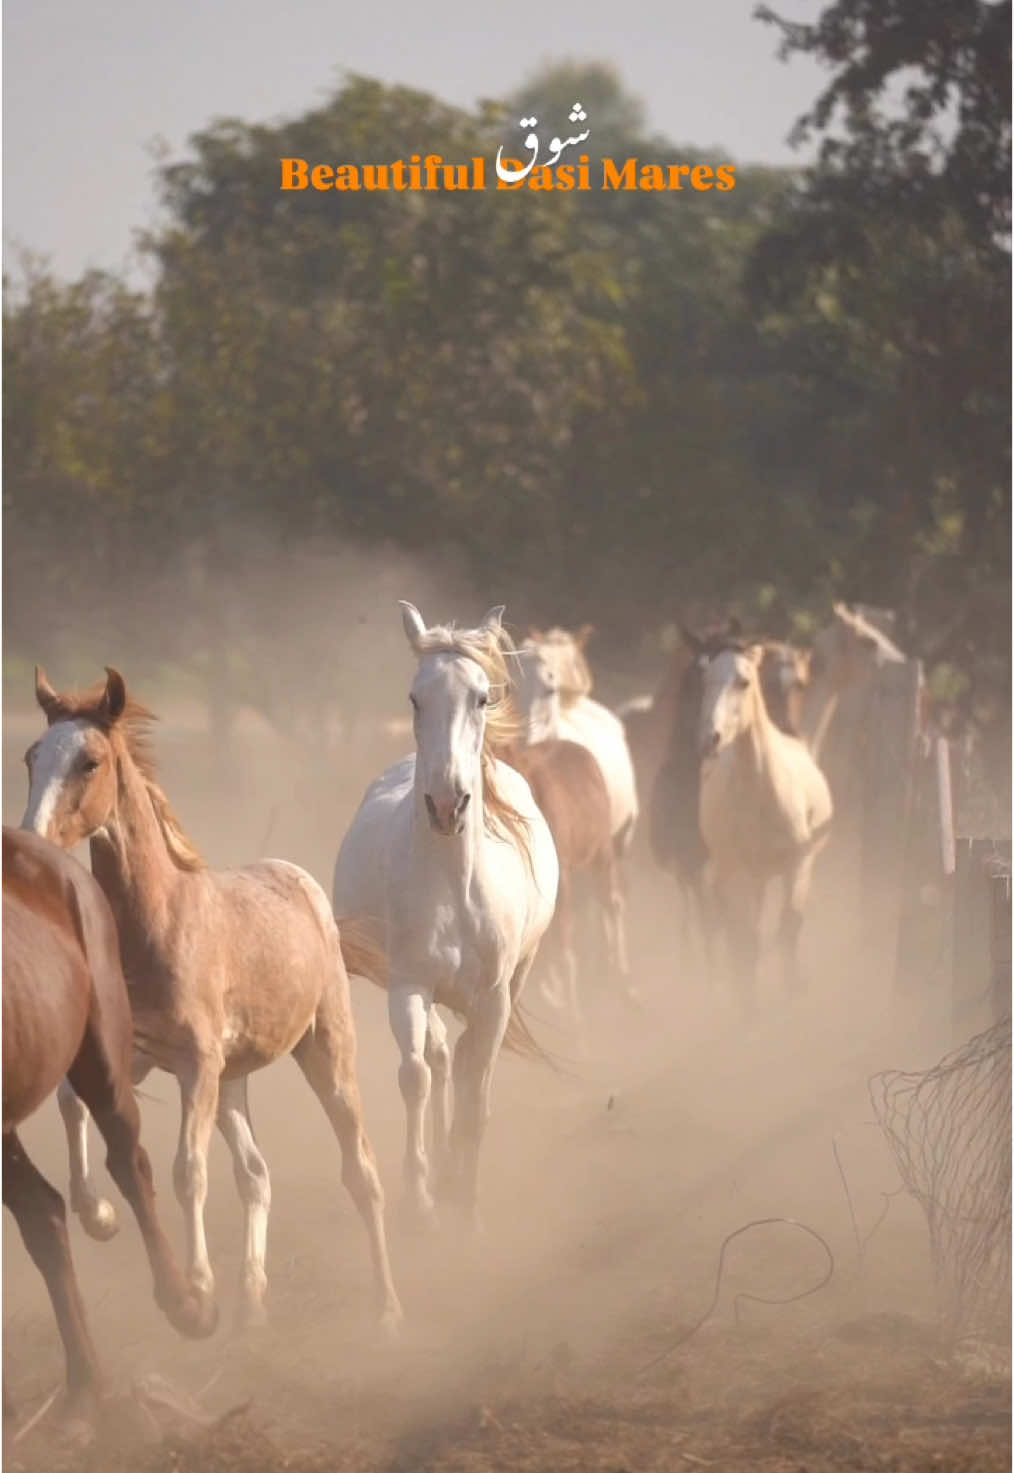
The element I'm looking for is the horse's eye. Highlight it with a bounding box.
[409,694,419,711]
[477,693,489,708]
[736,676,750,691]
[82,758,100,774]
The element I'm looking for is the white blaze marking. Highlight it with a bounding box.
[22,721,89,838]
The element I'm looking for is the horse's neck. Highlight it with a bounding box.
[90,754,187,949]
[800,678,839,760]
[526,694,560,744]
[735,685,781,783]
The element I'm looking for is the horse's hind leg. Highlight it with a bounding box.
[3,1130,103,1415]
[56,1079,118,1242]
[292,993,403,1335]
[67,1030,217,1340]
[215,1076,271,1329]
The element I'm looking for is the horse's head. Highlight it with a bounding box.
[810,603,905,691]
[698,644,766,758]
[759,642,811,734]
[524,625,594,704]
[400,601,506,837]
[514,643,561,744]
[23,667,130,847]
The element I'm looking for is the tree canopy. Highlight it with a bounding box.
[4,45,1009,766]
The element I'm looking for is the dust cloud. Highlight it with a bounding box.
[3,535,1008,1471]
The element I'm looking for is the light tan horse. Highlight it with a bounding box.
[698,643,833,1011]
[22,667,402,1335]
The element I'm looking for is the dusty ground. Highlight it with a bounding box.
[3,688,1010,1473]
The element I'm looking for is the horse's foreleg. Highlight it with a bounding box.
[599,854,636,1005]
[292,999,402,1335]
[172,1052,221,1306]
[388,983,437,1226]
[56,1079,118,1242]
[216,1076,272,1329]
[3,1130,103,1415]
[66,1029,216,1342]
[449,989,512,1230]
[424,1006,451,1169]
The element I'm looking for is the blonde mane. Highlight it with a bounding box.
[38,680,205,873]
[411,622,533,867]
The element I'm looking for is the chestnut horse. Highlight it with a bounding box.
[503,736,630,1027]
[22,668,402,1336]
[3,827,214,1421]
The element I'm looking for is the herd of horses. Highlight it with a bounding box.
[3,597,906,1429]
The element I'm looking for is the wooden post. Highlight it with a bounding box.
[953,838,1012,1035]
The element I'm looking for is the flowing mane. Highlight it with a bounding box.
[37,679,205,873]
[410,622,533,865]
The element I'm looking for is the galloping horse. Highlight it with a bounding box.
[698,643,833,1011]
[333,604,559,1229]
[22,669,402,1335]
[502,734,628,1028]
[3,828,214,1420]
[520,626,639,854]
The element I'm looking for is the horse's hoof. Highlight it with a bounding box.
[77,1197,119,1242]
[233,1289,269,1335]
[163,1284,219,1340]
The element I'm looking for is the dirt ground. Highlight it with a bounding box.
[3,672,1010,1473]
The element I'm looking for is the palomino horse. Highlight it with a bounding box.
[3,828,214,1420]
[332,604,559,1229]
[502,734,628,1028]
[698,642,833,1011]
[22,668,402,1335]
[520,626,639,853]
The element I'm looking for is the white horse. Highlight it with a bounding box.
[518,628,639,853]
[332,603,559,1229]
[699,643,833,1012]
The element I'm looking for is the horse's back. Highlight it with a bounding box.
[513,739,612,870]
[558,697,639,838]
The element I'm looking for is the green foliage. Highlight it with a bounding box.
[3,54,1008,752]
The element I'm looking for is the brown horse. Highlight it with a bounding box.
[21,667,402,1335]
[3,828,214,1421]
[503,737,630,1027]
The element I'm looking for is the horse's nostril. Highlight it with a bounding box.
[455,792,471,819]
[424,794,438,825]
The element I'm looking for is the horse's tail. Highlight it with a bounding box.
[336,916,389,991]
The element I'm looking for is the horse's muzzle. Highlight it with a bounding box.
[424,791,471,835]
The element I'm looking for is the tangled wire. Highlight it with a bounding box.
[870,1015,1012,1343]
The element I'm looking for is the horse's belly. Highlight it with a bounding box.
[219,970,320,1078]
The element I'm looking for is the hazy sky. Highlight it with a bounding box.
[3,0,825,282]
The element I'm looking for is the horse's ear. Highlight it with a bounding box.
[726,615,743,638]
[35,666,60,720]
[101,668,127,723]
[832,601,851,620]
[480,605,506,634]
[399,601,427,651]
[575,623,595,649]
[746,644,765,667]
[680,625,704,655]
